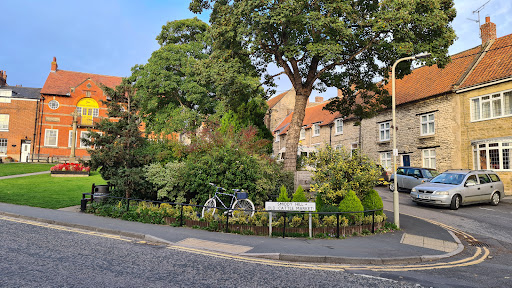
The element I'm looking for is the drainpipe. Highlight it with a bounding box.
[37,96,45,158]
[31,96,40,162]
[329,123,332,147]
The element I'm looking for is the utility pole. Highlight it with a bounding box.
[70,109,79,163]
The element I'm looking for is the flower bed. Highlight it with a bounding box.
[50,163,90,177]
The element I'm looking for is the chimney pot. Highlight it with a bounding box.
[51,57,58,72]
[480,17,497,45]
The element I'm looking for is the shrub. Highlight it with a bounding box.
[289,215,305,227]
[338,190,364,224]
[361,189,384,216]
[276,185,290,202]
[307,145,381,205]
[145,161,188,203]
[291,185,308,202]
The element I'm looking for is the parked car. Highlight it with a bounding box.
[410,169,504,210]
[389,167,439,191]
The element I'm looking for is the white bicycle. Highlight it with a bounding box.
[202,183,255,218]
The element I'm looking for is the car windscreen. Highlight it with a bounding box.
[430,173,465,185]
[423,170,439,178]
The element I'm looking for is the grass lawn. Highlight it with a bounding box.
[0,163,54,177]
[0,171,107,209]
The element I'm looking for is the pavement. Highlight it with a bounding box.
[1,170,511,265]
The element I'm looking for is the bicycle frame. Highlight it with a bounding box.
[212,190,237,210]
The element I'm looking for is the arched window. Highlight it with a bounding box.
[76,98,99,126]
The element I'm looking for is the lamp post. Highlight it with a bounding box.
[392,52,431,228]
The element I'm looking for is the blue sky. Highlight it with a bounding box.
[2,0,511,99]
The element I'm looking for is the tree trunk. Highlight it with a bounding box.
[283,91,310,172]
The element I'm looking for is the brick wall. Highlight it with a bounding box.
[0,98,38,161]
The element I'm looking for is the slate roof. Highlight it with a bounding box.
[40,70,123,96]
[0,86,41,99]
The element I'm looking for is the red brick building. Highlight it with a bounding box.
[35,57,122,160]
[0,82,41,162]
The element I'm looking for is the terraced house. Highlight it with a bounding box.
[271,17,512,195]
[0,70,41,162]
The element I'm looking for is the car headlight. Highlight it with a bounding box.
[434,191,449,195]
[411,188,417,192]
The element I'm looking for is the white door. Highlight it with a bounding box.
[21,143,30,162]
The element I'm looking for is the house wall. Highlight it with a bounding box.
[458,80,512,195]
[36,79,108,159]
[358,93,460,174]
[266,90,296,132]
[0,96,38,161]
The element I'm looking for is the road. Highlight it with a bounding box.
[374,186,512,287]
[0,217,418,288]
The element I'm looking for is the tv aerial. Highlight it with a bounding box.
[467,0,492,39]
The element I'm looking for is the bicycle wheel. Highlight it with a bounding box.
[201,198,217,218]
[232,199,255,217]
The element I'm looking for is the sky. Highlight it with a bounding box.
[2,0,511,100]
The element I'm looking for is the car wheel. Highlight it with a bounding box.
[389,182,396,192]
[490,192,500,206]
[450,195,461,210]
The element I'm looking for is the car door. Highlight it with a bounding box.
[462,174,480,203]
[477,173,493,201]
[404,168,421,190]
[395,168,407,189]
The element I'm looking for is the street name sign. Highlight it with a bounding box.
[265,202,316,212]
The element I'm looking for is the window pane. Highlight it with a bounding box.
[422,123,427,135]
[429,122,435,134]
[482,101,490,118]
[489,149,500,169]
[492,98,502,117]
[480,150,487,169]
[503,148,510,170]
[504,91,512,115]
[472,98,480,120]
[0,138,7,154]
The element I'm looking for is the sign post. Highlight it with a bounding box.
[265,202,316,238]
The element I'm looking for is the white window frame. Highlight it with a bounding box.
[380,152,392,171]
[93,108,99,117]
[48,100,59,110]
[379,121,391,141]
[335,118,343,135]
[351,143,359,156]
[299,127,305,140]
[420,113,435,136]
[0,138,7,154]
[471,89,512,121]
[44,129,58,147]
[422,149,436,169]
[313,123,320,137]
[80,131,92,148]
[473,141,512,171]
[0,114,9,131]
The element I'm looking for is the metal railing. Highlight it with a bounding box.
[81,192,384,238]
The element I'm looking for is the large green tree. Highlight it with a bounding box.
[190,0,457,171]
[128,17,270,139]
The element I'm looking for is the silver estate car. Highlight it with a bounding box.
[410,170,504,210]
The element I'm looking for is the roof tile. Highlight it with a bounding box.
[40,70,123,95]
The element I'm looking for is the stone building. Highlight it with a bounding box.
[35,57,122,161]
[271,17,512,195]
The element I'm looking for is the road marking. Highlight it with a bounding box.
[353,274,397,282]
[479,207,494,211]
[0,214,490,272]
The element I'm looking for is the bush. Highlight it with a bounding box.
[361,189,384,216]
[145,161,188,203]
[291,185,308,202]
[338,190,364,224]
[276,185,290,202]
[307,145,381,205]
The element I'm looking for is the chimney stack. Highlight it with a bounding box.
[51,57,58,72]
[315,96,324,103]
[480,16,497,45]
[0,70,6,86]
